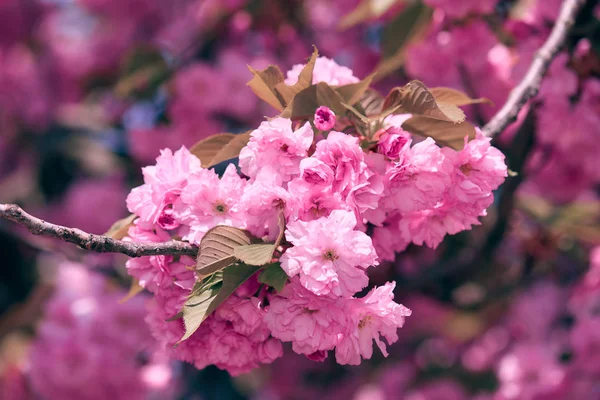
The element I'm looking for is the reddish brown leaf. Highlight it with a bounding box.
[189,132,251,168]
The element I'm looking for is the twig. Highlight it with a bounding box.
[0,204,198,257]
[482,0,587,137]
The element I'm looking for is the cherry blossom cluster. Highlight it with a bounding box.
[27,261,178,400]
[123,57,507,375]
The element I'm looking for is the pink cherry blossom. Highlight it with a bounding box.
[285,56,359,86]
[238,166,290,240]
[445,133,507,204]
[312,131,369,197]
[124,223,196,293]
[239,117,314,182]
[126,146,202,229]
[313,106,336,131]
[335,282,411,365]
[496,343,566,400]
[264,278,348,358]
[173,164,247,244]
[281,210,378,297]
[383,137,453,213]
[377,126,412,160]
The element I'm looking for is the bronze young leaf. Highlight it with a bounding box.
[195,225,254,278]
[247,65,287,111]
[104,214,137,240]
[189,132,251,168]
[274,47,318,105]
[335,73,376,106]
[429,87,492,107]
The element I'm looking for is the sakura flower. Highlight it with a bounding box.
[280,210,378,297]
[149,283,282,376]
[398,201,484,248]
[377,126,412,160]
[285,56,359,86]
[371,213,409,262]
[313,131,368,197]
[173,164,247,244]
[124,223,195,293]
[313,106,336,131]
[238,165,290,240]
[335,282,411,365]
[239,117,314,182]
[126,146,202,229]
[264,279,348,358]
[384,138,453,213]
[496,343,566,400]
[445,132,507,204]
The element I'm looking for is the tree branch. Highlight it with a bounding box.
[0,204,198,257]
[482,0,587,137]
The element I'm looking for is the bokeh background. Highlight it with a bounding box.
[0,0,599,399]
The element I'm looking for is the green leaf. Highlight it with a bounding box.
[179,283,221,342]
[375,2,433,79]
[258,263,289,292]
[115,46,170,98]
[179,263,261,343]
[189,132,251,168]
[104,214,137,240]
[196,226,254,278]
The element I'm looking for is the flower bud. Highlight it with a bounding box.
[377,126,411,159]
[313,106,336,131]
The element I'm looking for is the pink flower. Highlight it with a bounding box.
[173,164,247,244]
[299,157,335,186]
[285,56,359,86]
[371,213,409,262]
[286,178,346,222]
[281,210,378,297]
[238,166,290,240]
[383,138,453,213]
[313,131,368,197]
[445,133,507,204]
[28,262,176,400]
[239,117,314,182]
[398,202,483,248]
[496,343,566,400]
[264,278,348,357]
[126,146,202,229]
[335,282,411,365]
[313,106,336,131]
[377,126,411,160]
[570,318,600,374]
[124,223,196,293]
[149,284,282,376]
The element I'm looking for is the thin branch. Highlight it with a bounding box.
[482,0,587,137]
[0,204,198,257]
